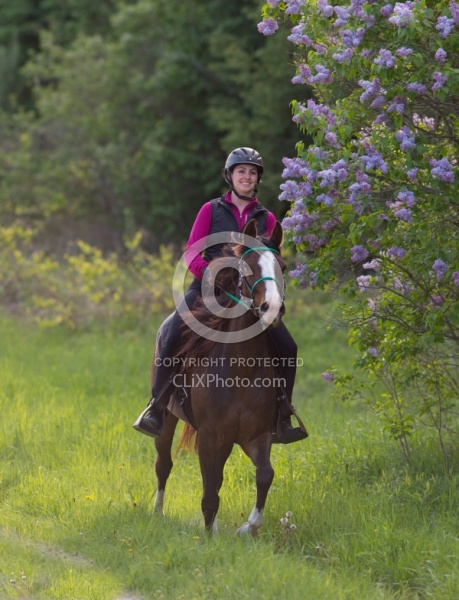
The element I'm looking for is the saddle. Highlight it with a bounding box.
[154,314,198,430]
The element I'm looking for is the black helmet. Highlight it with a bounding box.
[224,147,264,186]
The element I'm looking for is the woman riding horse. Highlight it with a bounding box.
[134,146,306,444]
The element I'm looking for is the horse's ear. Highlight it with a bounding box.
[243,218,258,239]
[270,221,283,249]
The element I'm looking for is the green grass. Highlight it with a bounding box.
[1,299,459,599]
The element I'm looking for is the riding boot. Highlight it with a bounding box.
[273,393,308,444]
[133,380,175,438]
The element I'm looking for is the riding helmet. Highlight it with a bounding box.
[224,147,264,186]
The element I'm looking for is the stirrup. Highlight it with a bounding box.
[133,401,165,438]
[272,398,308,445]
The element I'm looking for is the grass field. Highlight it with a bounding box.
[1,296,459,599]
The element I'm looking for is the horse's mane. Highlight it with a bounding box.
[178,235,280,362]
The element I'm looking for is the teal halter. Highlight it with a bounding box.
[225,246,285,309]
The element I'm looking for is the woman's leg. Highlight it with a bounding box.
[267,324,307,444]
[134,282,201,437]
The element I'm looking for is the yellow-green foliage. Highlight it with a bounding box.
[0,226,176,329]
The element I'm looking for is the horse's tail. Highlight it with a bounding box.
[177,423,198,453]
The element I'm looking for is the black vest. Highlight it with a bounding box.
[203,196,269,263]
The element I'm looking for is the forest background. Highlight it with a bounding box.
[0,0,305,252]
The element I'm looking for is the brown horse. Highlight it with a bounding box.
[152,219,289,536]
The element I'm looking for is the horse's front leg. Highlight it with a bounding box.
[153,411,179,513]
[198,433,233,533]
[238,436,274,538]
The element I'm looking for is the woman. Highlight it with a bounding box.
[134,147,306,444]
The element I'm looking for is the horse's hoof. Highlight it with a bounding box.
[237,522,258,538]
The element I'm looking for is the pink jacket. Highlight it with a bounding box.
[185,191,277,279]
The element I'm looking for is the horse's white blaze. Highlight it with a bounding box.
[258,251,283,327]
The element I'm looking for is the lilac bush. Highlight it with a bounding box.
[259,0,459,467]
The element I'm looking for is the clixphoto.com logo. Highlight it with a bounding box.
[172,231,285,343]
[172,373,287,390]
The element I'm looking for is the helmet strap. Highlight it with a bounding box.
[231,187,256,201]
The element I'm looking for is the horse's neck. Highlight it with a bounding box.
[226,313,269,356]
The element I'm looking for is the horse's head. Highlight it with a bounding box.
[234,219,286,329]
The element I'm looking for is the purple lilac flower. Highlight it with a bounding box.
[432,259,448,280]
[430,157,455,183]
[258,18,279,36]
[318,0,334,17]
[373,114,389,125]
[451,1,459,24]
[435,48,447,64]
[292,64,311,85]
[303,234,326,252]
[394,208,413,222]
[285,0,305,15]
[397,189,416,206]
[314,43,328,55]
[359,145,388,173]
[395,126,416,151]
[282,200,317,232]
[357,275,372,291]
[453,272,459,286]
[324,131,340,147]
[351,245,370,262]
[282,156,310,179]
[360,49,373,59]
[432,71,448,91]
[387,96,407,114]
[323,219,339,231]
[406,82,427,94]
[318,168,337,187]
[407,168,418,180]
[380,4,393,18]
[436,16,455,38]
[367,347,379,357]
[363,259,381,271]
[279,180,313,201]
[316,193,334,206]
[292,63,333,85]
[333,48,355,63]
[289,262,306,279]
[308,146,328,159]
[431,294,445,306]
[359,78,382,103]
[288,24,313,46]
[394,277,412,294]
[340,28,365,48]
[309,65,333,84]
[306,99,336,124]
[334,5,350,26]
[374,49,396,68]
[267,0,280,7]
[321,372,334,382]
[387,247,407,259]
[396,47,413,57]
[413,113,435,130]
[389,2,417,27]
[279,181,302,202]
